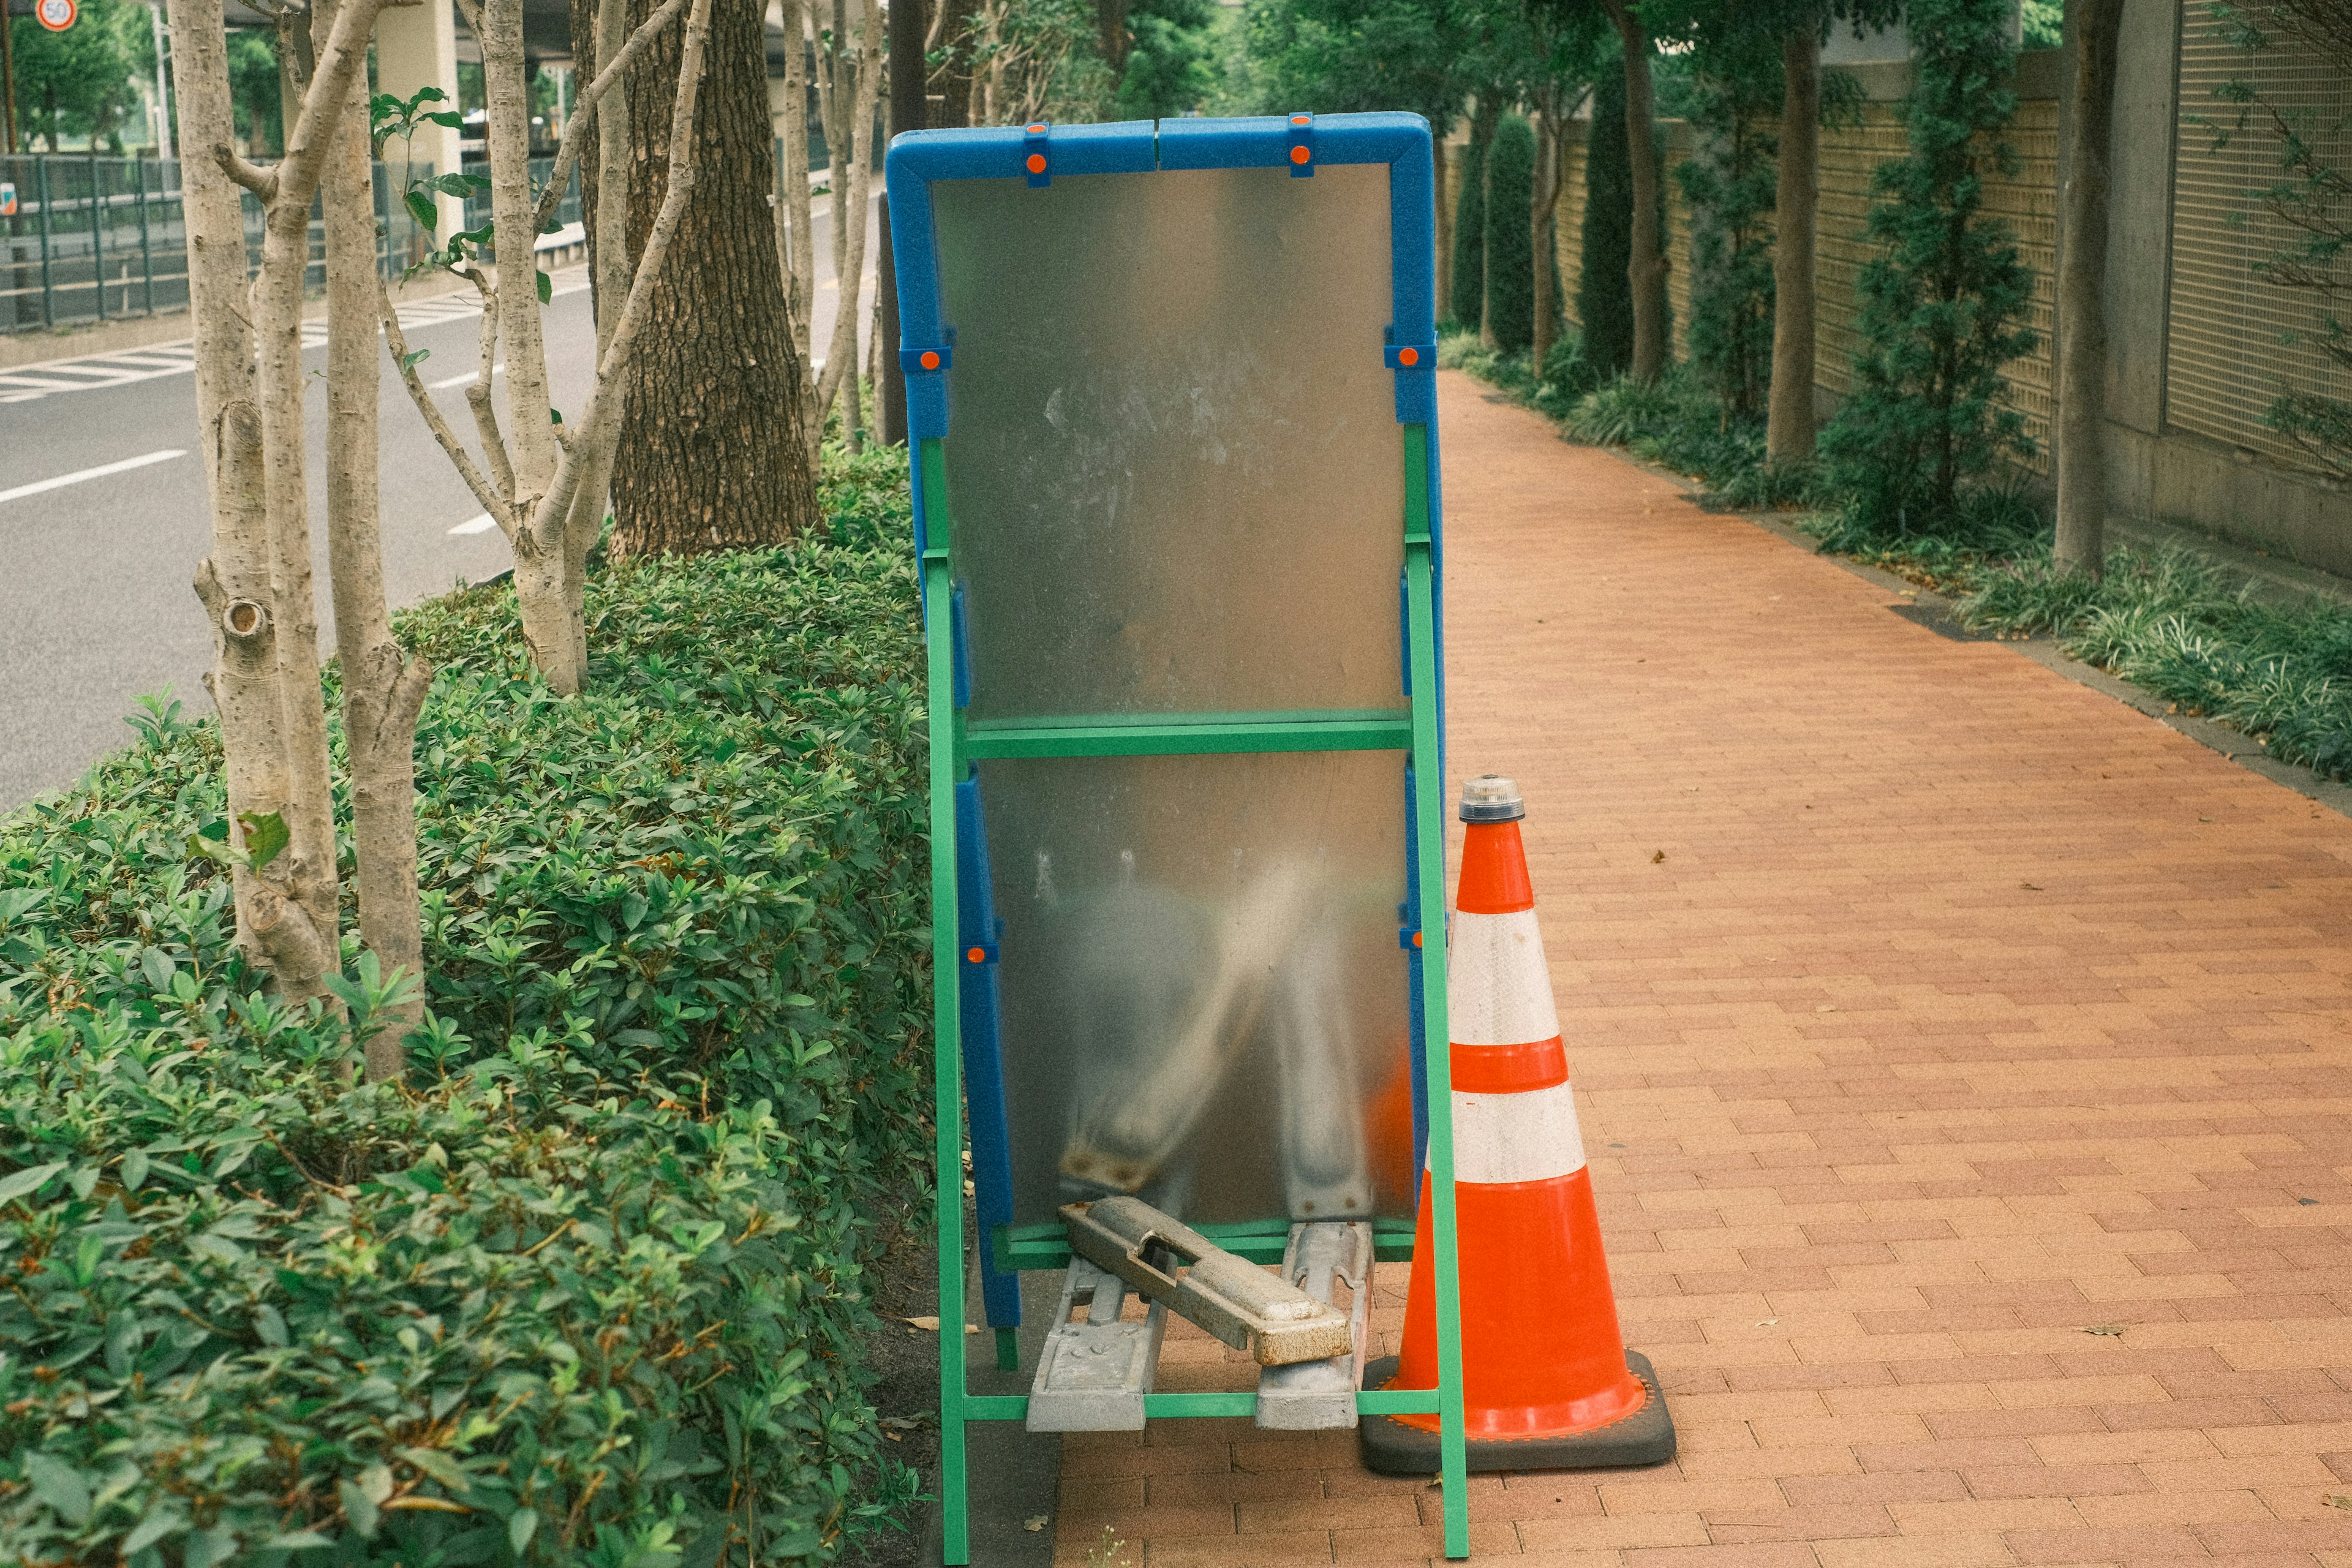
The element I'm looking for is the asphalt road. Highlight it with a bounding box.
[0,196,875,809]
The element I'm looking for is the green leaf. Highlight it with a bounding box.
[406,188,438,232]
[535,270,552,306]
[184,1525,239,1568]
[120,1148,148,1189]
[402,347,432,372]
[339,1479,380,1539]
[426,110,465,129]
[263,1531,334,1551]
[23,1453,92,1526]
[238,810,289,870]
[508,1508,538,1555]
[124,1510,188,1554]
[0,1161,66,1206]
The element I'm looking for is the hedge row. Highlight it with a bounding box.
[0,449,933,1568]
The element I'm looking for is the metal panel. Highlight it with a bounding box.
[979,749,1412,1227]
[930,164,1406,722]
[2165,8,2352,472]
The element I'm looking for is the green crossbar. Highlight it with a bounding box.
[963,710,1411,760]
[952,1387,1449,1423]
[995,1216,1420,1272]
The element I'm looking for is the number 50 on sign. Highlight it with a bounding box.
[36,0,78,30]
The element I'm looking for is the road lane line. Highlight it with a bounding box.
[448,513,500,535]
[0,449,187,506]
[429,361,503,390]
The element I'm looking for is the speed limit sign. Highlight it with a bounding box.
[36,0,78,29]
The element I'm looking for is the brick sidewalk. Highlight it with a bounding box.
[1047,371,2352,1568]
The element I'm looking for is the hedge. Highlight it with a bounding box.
[0,448,933,1568]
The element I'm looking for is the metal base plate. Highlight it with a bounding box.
[1355,1350,1677,1474]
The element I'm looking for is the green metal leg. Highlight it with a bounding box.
[1405,510,1469,1558]
[925,555,973,1566]
[995,1326,1019,1371]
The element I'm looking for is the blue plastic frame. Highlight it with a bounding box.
[888,111,1462,1562]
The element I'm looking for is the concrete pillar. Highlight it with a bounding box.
[377,0,466,235]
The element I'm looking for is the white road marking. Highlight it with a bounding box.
[429,360,503,390]
[0,275,593,407]
[0,448,187,505]
[448,513,500,535]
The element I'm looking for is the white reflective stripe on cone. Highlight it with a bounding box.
[1436,1080,1588,1186]
[1447,909,1562,1046]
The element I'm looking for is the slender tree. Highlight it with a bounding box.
[2054,0,2124,576]
[381,0,721,690]
[315,0,431,1079]
[178,0,394,1027]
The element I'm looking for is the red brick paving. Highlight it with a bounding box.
[1047,373,2352,1567]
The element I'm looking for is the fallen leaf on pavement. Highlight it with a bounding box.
[1023,1515,1049,1532]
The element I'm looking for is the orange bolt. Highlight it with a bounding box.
[1290,145,1310,165]
[1399,347,1420,366]
[1027,122,1046,133]
[967,946,986,963]
[1291,114,1311,125]
[1027,152,1047,174]
[919,350,941,370]
[1412,930,1423,947]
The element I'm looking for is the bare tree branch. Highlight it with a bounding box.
[379,275,509,526]
[531,0,689,237]
[213,143,279,200]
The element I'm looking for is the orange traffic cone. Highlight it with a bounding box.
[1360,774,1675,1473]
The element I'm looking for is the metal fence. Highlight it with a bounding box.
[0,152,583,336]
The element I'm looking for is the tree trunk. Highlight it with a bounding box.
[562,0,635,615]
[879,0,925,445]
[1531,98,1561,371]
[778,0,815,363]
[1605,0,1665,384]
[612,0,819,554]
[806,0,878,445]
[179,0,387,1007]
[2054,0,2122,578]
[483,0,585,685]
[1766,24,1821,465]
[318,0,431,1080]
[933,0,977,127]
[1478,113,1497,349]
[1096,0,1128,78]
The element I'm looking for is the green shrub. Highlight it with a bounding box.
[1578,68,1637,378]
[1818,0,2037,533]
[0,461,932,1567]
[1676,43,1780,422]
[1960,546,2352,780]
[1450,111,1491,331]
[1481,114,1539,352]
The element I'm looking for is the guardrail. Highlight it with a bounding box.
[0,151,585,337]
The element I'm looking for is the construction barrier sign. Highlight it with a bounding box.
[0,185,15,219]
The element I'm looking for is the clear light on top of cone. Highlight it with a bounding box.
[1459,774,1526,823]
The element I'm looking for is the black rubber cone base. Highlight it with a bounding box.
[1357,1351,1676,1474]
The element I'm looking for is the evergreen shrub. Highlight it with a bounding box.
[1450,127,1488,330]
[0,456,931,1567]
[1482,114,1539,352]
[1818,0,2037,534]
[1578,69,1637,377]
